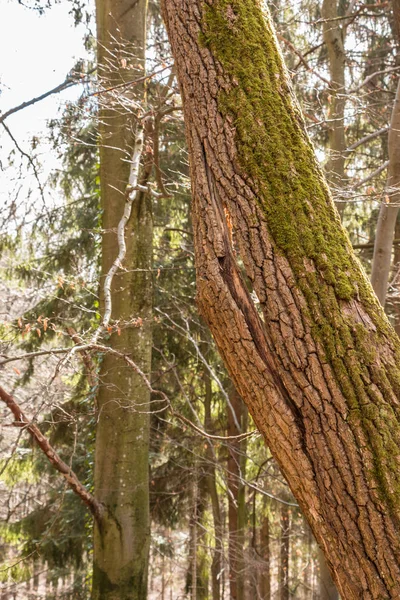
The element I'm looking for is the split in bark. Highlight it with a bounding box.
[161,0,400,597]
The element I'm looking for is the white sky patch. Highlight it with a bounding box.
[0,0,93,221]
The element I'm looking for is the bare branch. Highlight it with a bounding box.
[349,66,400,93]
[93,122,145,341]
[0,75,82,124]
[0,385,102,521]
[1,121,45,202]
[346,127,389,151]
[352,160,389,189]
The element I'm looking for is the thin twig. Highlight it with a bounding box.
[0,75,84,124]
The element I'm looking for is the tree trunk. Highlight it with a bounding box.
[162,0,400,597]
[391,216,400,335]
[318,548,339,600]
[370,77,400,305]
[92,0,152,598]
[371,0,400,306]
[278,504,290,600]
[259,512,271,600]
[227,387,247,600]
[321,0,347,217]
[303,523,313,600]
[204,362,223,600]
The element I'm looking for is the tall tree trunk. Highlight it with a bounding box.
[321,0,347,218]
[278,504,290,600]
[303,523,313,600]
[92,1,152,598]
[162,0,400,597]
[318,548,339,600]
[259,511,271,600]
[371,0,400,306]
[188,471,209,600]
[204,362,223,600]
[391,216,400,335]
[227,387,247,600]
[370,78,400,305]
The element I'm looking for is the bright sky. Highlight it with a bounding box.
[0,0,91,138]
[0,0,93,216]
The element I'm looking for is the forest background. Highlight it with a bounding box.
[1,0,399,598]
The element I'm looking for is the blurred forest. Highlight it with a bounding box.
[1,0,399,598]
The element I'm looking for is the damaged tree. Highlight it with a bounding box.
[161,0,400,598]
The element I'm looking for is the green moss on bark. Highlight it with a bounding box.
[199,0,400,509]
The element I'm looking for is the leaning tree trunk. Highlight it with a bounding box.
[161,0,400,598]
[92,0,152,598]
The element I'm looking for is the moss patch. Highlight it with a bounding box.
[199,0,400,509]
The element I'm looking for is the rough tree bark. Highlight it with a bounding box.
[371,0,400,306]
[92,0,152,598]
[162,0,400,597]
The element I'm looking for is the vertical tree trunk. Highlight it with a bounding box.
[189,473,198,600]
[92,1,152,598]
[371,0,400,306]
[303,523,313,600]
[391,217,400,335]
[279,504,290,600]
[204,363,223,600]
[321,0,347,217]
[318,548,339,600]
[259,512,271,600]
[227,387,247,600]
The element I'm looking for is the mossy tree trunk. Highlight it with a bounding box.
[161,0,400,597]
[92,0,152,598]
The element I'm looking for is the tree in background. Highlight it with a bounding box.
[92,0,152,597]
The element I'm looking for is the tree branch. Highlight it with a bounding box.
[0,75,83,124]
[0,385,102,521]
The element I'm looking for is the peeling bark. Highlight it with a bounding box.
[162,1,400,597]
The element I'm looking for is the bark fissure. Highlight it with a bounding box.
[162,0,400,597]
